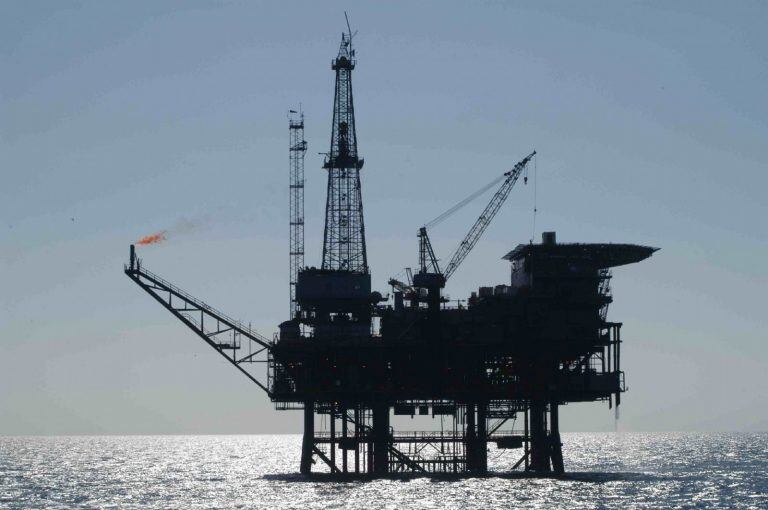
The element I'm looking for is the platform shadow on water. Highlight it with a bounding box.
[261,471,670,484]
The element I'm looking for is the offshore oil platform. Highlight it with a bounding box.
[125,21,657,476]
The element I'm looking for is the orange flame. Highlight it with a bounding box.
[136,231,167,246]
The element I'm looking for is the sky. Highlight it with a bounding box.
[1,1,766,435]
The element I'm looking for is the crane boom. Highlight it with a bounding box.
[387,277,412,293]
[442,150,536,281]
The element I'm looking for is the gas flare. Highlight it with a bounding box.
[136,231,167,246]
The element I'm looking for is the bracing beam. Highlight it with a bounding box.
[487,418,509,437]
[125,250,272,395]
[313,445,342,474]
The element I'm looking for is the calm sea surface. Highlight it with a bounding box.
[1,433,766,509]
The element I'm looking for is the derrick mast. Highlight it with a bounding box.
[295,26,373,343]
[289,22,383,476]
[322,31,367,273]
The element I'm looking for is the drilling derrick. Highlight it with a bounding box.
[294,27,371,344]
[286,21,383,477]
[322,31,366,273]
[288,110,307,318]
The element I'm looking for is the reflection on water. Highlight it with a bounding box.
[1,433,766,509]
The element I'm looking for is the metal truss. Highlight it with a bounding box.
[125,258,272,395]
[289,110,307,318]
[321,30,367,273]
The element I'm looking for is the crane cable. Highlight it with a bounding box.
[423,172,509,230]
[531,154,538,243]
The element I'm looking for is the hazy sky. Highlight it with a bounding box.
[1,1,766,434]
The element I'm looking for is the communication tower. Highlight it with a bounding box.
[289,109,307,318]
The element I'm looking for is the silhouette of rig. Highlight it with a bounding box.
[125,20,657,477]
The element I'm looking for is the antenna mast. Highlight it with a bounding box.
[289,107,307,317]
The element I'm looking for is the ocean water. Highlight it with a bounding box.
[1,433,766,509]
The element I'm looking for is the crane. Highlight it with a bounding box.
[412,150,536,292]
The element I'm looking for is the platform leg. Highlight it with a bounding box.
[342,405,348,473]
[330,403,336,469]
[477,401,487,474]
[550,401,564,475]
[524,407,529,471]
[354,407,360,474]
[300,400,314,475]
[529,401,551,473]
[372,403,389,475]
[466,403,476,472]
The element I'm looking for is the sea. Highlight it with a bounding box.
[1,433,766,509]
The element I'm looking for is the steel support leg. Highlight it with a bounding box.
[529,401,551,473]
[354,407,360,474]
[300,400,314,475]
[342,405,348,473]
[372,403,389,475]
[550,401,564,475]
[466,403,476,472]
[330,403,336,469]
[477,401,487,474]
[524,407,529,471]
